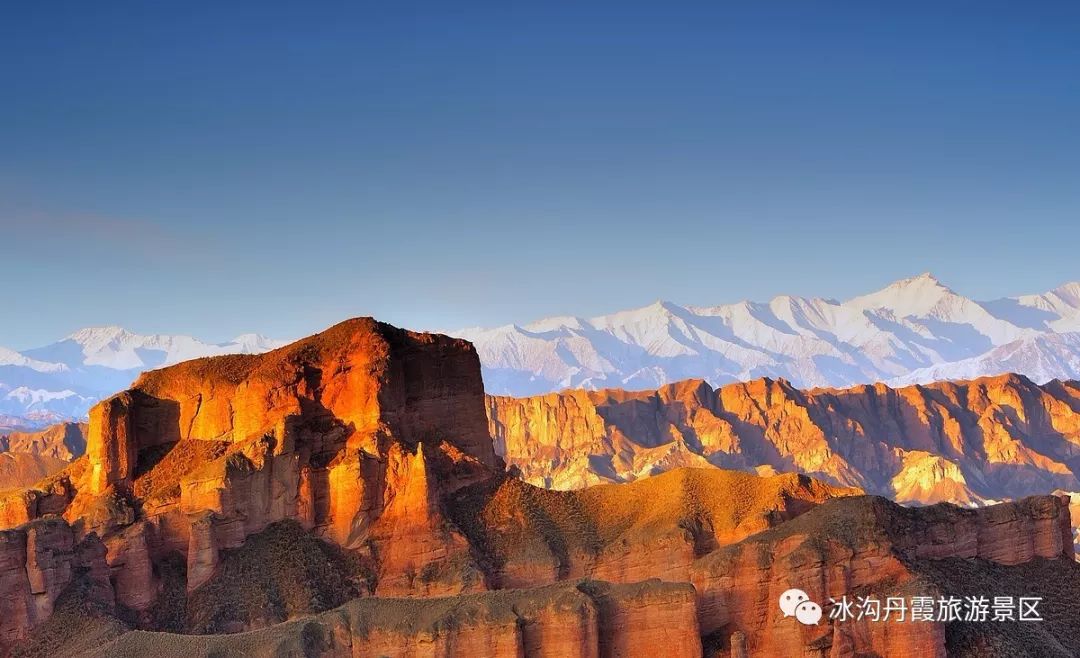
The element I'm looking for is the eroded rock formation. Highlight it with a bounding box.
[0,423,87,462]
[691,494,1075,658]
[0,318,1076,658]
[488,375,1080,503]
[0,423,86,490]
[0,319,502,649]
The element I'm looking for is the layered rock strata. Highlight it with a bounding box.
[488,375,1080,502]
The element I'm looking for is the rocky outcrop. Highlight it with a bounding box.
[0,319,502,648]
[18,492,1077,658]
[2,317,1076,657]
[488,374,1080,502]
[0,518,113,646]
[79,318,494,499]
[446,468,858,590]
[690,494,1075,658]
[0,454,68,492]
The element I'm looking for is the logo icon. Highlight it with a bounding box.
[779,588,822,626]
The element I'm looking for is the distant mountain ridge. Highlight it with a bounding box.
[0,327,286,421]
[4,273,1080,421]
[455,273,1080,396]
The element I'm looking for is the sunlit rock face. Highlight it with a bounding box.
[0,317,1077,657]
[0,422,86,490]
[488,374,1080,504]
[0,318,502,644]
[0,422,86,462]
[0,318,855,654]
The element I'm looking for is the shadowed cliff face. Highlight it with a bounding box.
[0,318,1075,658]
[487,375,1080,503]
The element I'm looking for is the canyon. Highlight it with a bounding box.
[0,318,1076,657]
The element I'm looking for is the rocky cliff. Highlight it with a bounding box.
[487,375,1080,502]
[691,493,1076,658]
[445,468,856,590]
[0,318,1076,658]
[0,319,504,649]
[0,319,842,656]
[10,489,1074,658]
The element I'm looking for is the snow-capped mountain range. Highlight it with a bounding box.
[0,327,287,427]
[4,273,1080,425]
[453,273,1080,396]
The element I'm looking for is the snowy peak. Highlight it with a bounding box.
[1016,281,1080,314]
[0,327,288,421]
[455,273,1080,396]
[1052,281,1080,306]
[847,272,955,316]
[6,273,1080,421]
[51,327,290,370]
[65,325,132,345]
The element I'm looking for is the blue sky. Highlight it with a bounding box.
[2,1,1079,349]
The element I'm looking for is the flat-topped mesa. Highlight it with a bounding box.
[86,317,496,496]
[14,318,504,612]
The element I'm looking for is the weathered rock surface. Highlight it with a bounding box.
[0,319,501,649]
[0,518,113,648]
[0,422,87,463]
[446,468,857,590]
[0,455,68,493]
[691,494,1075,658]
[1,318,1076,658]
[488,374,1080,503]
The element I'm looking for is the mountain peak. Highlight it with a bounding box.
[888,271,948,290]
[1051,281,1080,305]
[65,325,133,344]
[847,272,955,314]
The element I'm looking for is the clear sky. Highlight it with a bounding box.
[2,1,1079,349]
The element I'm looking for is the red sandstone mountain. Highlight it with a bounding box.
[0,423,86,491]
[0,318,1075,657]
[487,375,1080,504]
[0,423,87,463]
